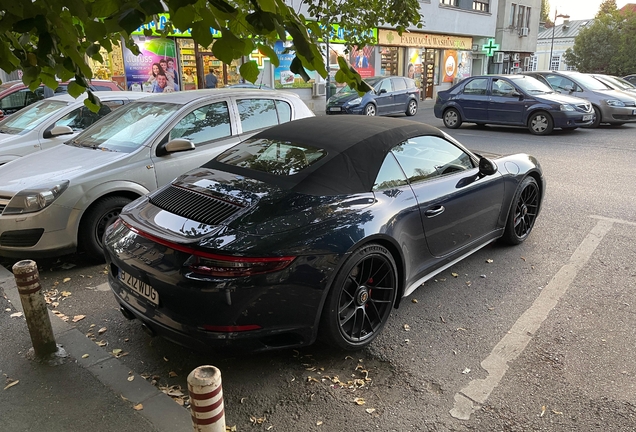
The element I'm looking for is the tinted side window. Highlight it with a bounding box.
[237,99,279,133]
[275,100,292,124]
[0,90,28,111]
[372,152,409,191]
[92,86,113,91]
[492,79,516,97]
[393,78,407,91]
[170,101,231,145]
[377,79,393,93]
[463,78,488,95]
[392,135,474,184]
[405,78,416,89]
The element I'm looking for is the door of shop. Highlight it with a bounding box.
[423,50,435,100]
[196,53,242,89]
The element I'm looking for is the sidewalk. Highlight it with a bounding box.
[0,265,191,432]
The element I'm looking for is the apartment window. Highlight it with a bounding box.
[517,5,525,29]
[473,0,489,12]
[440,0,458,6]
[530,55,538,71]
[525,7,531,29]
[510,4,517,26]
[550,55,561,70]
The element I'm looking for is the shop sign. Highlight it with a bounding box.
[132,13,221,38]
[481,39,499,56]
[378,29,472,50]
[311,24,377,44]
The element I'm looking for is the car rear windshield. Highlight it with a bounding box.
[68,101,181,153]
[0,99,67,135]
[215,138,327,176]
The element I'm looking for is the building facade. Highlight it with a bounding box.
[531,20,592,72]
[491,0,541,74]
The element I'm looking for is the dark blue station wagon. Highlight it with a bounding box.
[433,75,594,135]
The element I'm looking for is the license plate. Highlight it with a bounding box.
[329,107,342,112]
[119,270,159,306]
[583,114,593,121]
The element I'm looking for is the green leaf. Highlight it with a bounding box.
[84,21,107,42]
[257,44,279,67]
[91,0,120,18]
[258,0,277,14]
[84,92,101,113]
[212,35,236,64]
[172,5,196,31]
[117,9,146,34]
[67,81,86,98]
[191,22,214,50]
[290,56,309,82]
[22,66,41,87]
[239,61,260,84]
[208,0,237,14]
[40,72,59,90]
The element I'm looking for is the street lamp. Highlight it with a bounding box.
[549,9,570,71]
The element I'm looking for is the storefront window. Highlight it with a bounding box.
[88,43,125,89]
[197,42,241,88]
[380,47,398,76]
[178,39,197,90]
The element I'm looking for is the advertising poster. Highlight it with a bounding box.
[273,41,316,89]
[443,50,457,83]
[406,48,423,88]
[456,51,472,81]
[349,45,375,79]
[123,36,180,93]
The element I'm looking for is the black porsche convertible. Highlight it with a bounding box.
[103,116,545,352]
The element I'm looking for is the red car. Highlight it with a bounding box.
[0,79,123,119]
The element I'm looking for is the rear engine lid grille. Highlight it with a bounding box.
[149,185,244,226]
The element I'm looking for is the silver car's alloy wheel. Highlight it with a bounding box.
[406,100,417,116]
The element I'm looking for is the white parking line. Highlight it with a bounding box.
[450,218,615,420]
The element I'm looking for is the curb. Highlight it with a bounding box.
[0,264,192,432]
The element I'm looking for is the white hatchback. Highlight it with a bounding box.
[0,89,314,260]
[0,92,152,165]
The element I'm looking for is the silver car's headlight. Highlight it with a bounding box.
[347,97,362,106]
[3,181,69,215]
[605,99,625,107]
[559,104,575,111]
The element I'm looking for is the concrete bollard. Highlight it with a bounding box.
[12,260,57,357]
[188,365,226,432]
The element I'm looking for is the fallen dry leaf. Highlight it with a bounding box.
[440,316,446,323]
[365,408,376,414]
[3,380,19,390]
[128,376,135,382]
[163,356,169,362]
[486,259,493,263]
[462,368,471,374]
[10,312,23,318]
[82,354,89,359]
[62,278,71,283]
[540,405,546,417]
[451,272,459,277]
[72,315,86,323]
[354,397,365,406]
[552,409,563,415]
[96,340,107,347]
[98,327,107,335]
[112,349,123,355]
[411,299,418,303]
[316,421,323,426]
[169,371,178,378]
[133,403,143,411]
[403,324,411,331]
[61,291,71,297]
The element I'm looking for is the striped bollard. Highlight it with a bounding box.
[12,260,57,357]
[188,365,225,432]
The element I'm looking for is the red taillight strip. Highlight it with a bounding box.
[122,220,295,264]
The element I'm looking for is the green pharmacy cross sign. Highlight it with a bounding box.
[482,39,499,57]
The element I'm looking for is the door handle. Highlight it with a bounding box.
[425,206,445,217]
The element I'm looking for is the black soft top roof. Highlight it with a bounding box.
[203,116,445,195]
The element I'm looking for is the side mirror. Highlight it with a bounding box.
[478,157,498,176]
[164,138,195,154]
[511,90,522,98]
[44,125,74,139]
[378,88,387,94]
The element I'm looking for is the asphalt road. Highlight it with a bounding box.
[2,110,636,431]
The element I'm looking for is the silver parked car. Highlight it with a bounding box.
[588,73,636,96]
[0,89,314,260]
[0,92,151,165]
[523,71,636,127]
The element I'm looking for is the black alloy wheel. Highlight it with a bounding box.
[320,243,397,350]
[501,177,540,245]
[79,196,132,261]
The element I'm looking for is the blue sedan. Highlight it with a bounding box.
[433,75,595,135]
[326,76,419,116]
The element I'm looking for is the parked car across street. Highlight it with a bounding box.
[434,74,594,135]
[326,76,419,116]
[0,89,314,260]
[523,71,636,128]
[103,115,545,352]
